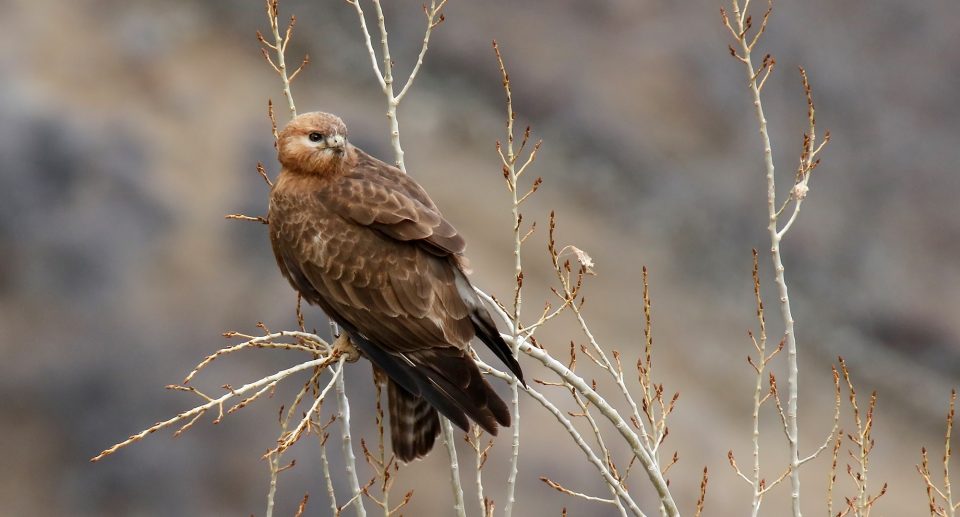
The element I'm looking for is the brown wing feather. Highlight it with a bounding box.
[317,149,466,257]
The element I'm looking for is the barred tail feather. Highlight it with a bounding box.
[388,380,441,462]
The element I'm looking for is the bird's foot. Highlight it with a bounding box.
[332,333,362,363]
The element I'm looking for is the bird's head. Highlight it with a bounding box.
[277,112,352,174]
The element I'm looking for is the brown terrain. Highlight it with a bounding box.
[2,0,959,515]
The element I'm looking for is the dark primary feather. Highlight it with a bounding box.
[269,137,523,461]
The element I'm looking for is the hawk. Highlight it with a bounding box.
[268,112,524,461]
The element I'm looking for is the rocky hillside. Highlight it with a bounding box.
[2,0,958,514]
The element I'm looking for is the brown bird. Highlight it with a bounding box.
[268,112,524,461]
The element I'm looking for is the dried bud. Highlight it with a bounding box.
[791,183,810,200]
[569,246,595,274]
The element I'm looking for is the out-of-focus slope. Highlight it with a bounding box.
[1,0,958,514]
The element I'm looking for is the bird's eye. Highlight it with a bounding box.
[308,132,323,142]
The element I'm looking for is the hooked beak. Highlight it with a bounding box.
[325,134,346,150]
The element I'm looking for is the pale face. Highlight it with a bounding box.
[277,112,350,173]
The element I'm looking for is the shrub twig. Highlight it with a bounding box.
[918,390,959,517]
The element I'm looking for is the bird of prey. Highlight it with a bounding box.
[268,112,524,461]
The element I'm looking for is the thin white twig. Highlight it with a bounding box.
[263,0,298,118]
[265,375,307,517]
[442,418,467,517]
[346,0,386,90]
[278,357,346,452]
[519,336,677,514]
[546,222,651,452]
[729,1,803,514]
[368,0,405,170]
[776,200,803,239]
[336,370,367,517]
[319,426,340,517]
[945,391,957,517]
[471,427,487,516]
[573,390,629,517]
[266,383,306,517]
[347,0,448,167]
[477,289,678,516]
[91,353,336,462]
[396,0,447,102]
[799,367,841,466]
[350,0,445,171]
[185,330,328,384]
[541,476,619,505]
[492,41,524,517]
[570,300,650,449]
[746,251,768,517]
[477,359,645,517]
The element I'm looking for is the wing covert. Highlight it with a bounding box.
[316,149,466,256]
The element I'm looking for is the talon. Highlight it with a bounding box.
[333,333,362,362]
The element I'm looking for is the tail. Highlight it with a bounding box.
[388,380,441,462]
[382,347,511,461]
[342,320,514,462]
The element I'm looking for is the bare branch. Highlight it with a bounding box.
[442,418,467,517]
[259,0,301,119]
[91,351,336,462]
[540,476,618,505]
[396,0,448,102]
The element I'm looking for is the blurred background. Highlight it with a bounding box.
[2,0,959,514]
